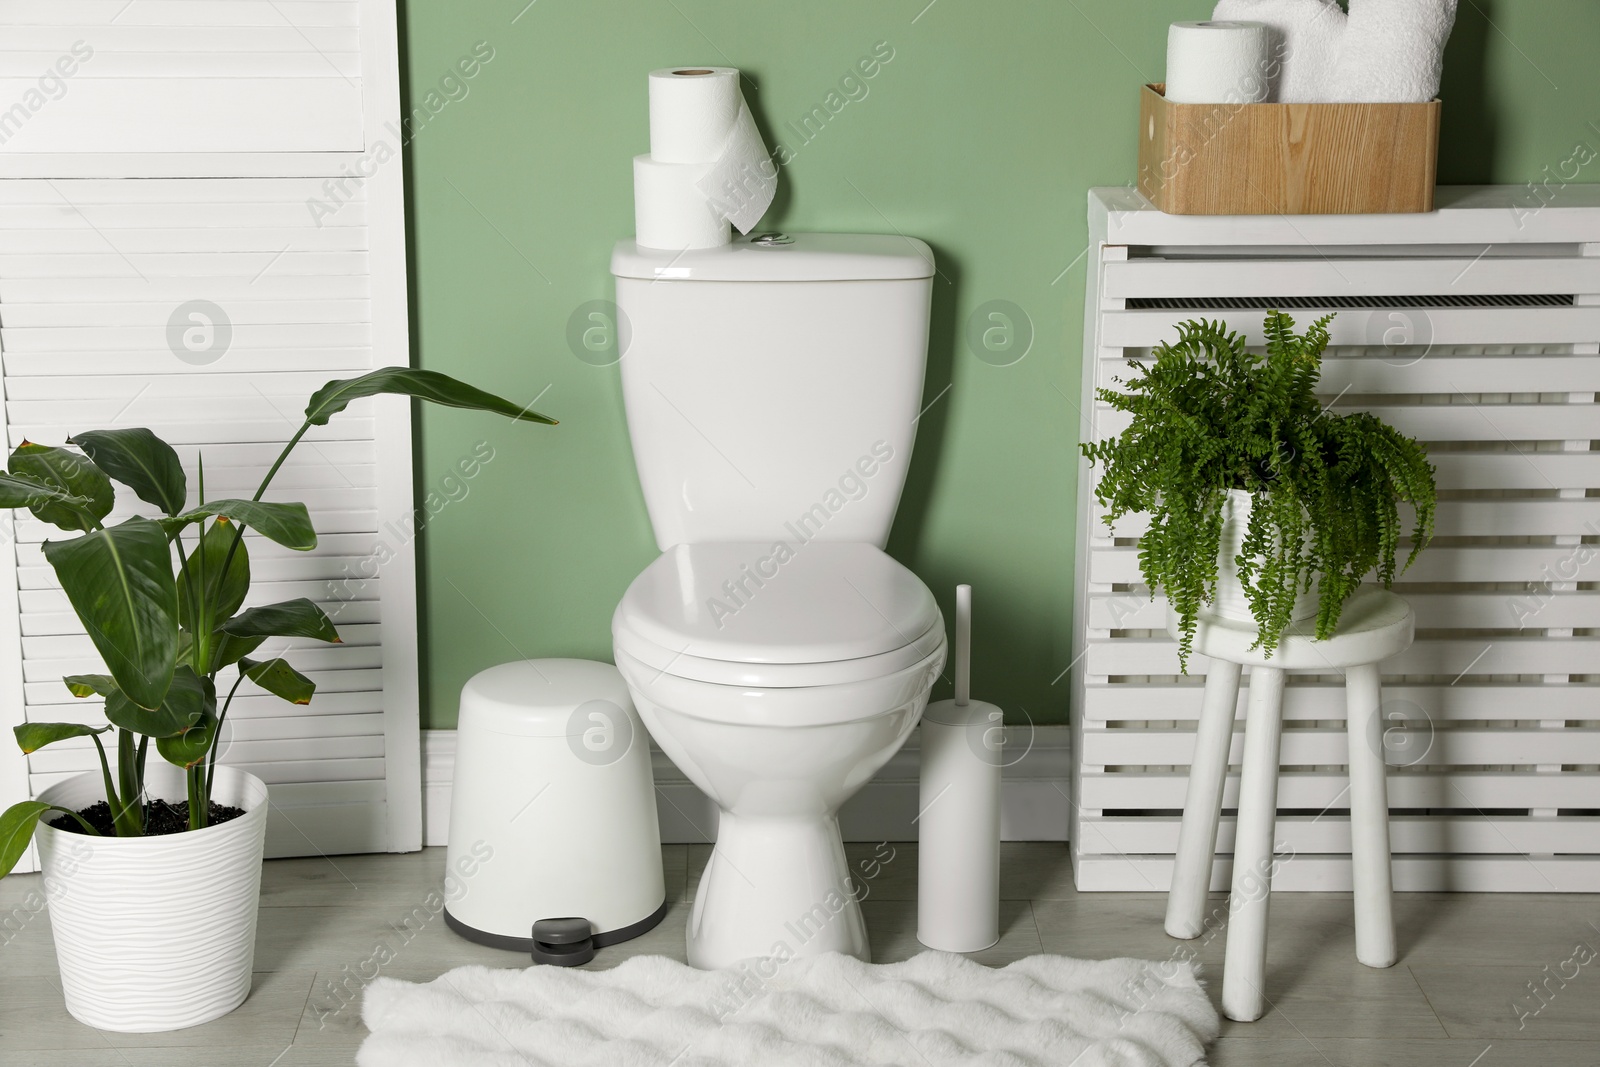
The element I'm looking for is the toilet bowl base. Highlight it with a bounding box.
[687,812,870,970]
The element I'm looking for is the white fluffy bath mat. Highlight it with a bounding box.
[357,951,1219,1067]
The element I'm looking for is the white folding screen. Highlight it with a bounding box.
[0,1,364,154]
[0,0,419,865]
[1072,186,1600,893]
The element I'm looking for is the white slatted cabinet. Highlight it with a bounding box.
[0,0,419,868]
[1071,186,1600,893]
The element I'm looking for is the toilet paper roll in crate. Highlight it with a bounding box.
[1164,21,1271,104]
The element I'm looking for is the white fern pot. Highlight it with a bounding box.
[34,763,269,1033]
[1212,488,1320,626]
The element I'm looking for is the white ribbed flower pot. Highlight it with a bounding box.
[34,763,268,1033]
[1213,488,1320,626]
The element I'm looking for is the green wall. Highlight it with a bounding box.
[399,0,1600,729]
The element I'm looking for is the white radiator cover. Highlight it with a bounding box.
[1071,186,1600,893]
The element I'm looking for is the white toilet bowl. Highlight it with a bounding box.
[609,232,942,969]
[613,541,945,969]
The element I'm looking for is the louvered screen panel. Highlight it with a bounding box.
[0,176,407,857]
[1071,188,1600,892]
[0,0,362,154]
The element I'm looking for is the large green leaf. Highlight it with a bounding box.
[63,674,117,698]
[0,472,94,515]
[304,368,556,427]
[0,801,100,876]
[177,517,250,635]
[104,664,206,738]
[41,517,178,710]
[169,500,316,551]
[2,803,60,877]
[8,442,113,532]
[157,709,217,770]
[223,598,340,643]
[14,721,111,754]
[209,632,266,673]
[69,428,188,517]
[240,656,315,705]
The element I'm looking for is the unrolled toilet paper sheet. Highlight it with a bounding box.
[695,100,777,234]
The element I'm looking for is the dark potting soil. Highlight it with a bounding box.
[49,800,246,836]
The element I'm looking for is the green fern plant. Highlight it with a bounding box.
[1081,311,1437,670]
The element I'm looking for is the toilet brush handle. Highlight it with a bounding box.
[954,584,971,706]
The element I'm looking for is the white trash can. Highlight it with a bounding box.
[444,659,667,962]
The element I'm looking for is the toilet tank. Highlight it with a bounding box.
[611,233,935,551]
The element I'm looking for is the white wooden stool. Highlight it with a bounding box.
[1163,589,1414,1022]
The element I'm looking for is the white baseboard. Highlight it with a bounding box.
[422,725,1070,848]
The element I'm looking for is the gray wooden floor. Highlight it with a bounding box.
[1,843,1597,1065]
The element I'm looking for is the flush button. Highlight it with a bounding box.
[749,231,793,246]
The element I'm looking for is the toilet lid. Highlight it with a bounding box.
[613,542,942,683]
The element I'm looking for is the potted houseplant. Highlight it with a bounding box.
[0,367,554,1032]
[1081,311,1437,670]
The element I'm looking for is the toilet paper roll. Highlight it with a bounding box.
[646,67,776,234]
[1165,21,1272,104]
[1212,0,1348,103]
[632,154,731,251]
[648,67,744,164]
[1324,0,1457,103]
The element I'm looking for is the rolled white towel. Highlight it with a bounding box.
[1211,0,1347,103]
[1324,0,1458,103]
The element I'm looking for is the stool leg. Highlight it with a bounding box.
[1166,658,1243,939]
[1222,665,1286,1023]
[1344,662,1397,968]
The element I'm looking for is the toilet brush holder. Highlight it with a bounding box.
[917,583,1002,952]
[917,698,1003,951]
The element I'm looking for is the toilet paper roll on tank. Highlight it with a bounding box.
[634,67,778,252]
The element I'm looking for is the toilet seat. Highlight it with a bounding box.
[612,541,943,689]
[615,617,945,688]
[616,641,945,727]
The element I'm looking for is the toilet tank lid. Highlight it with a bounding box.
[610,232,935,282]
